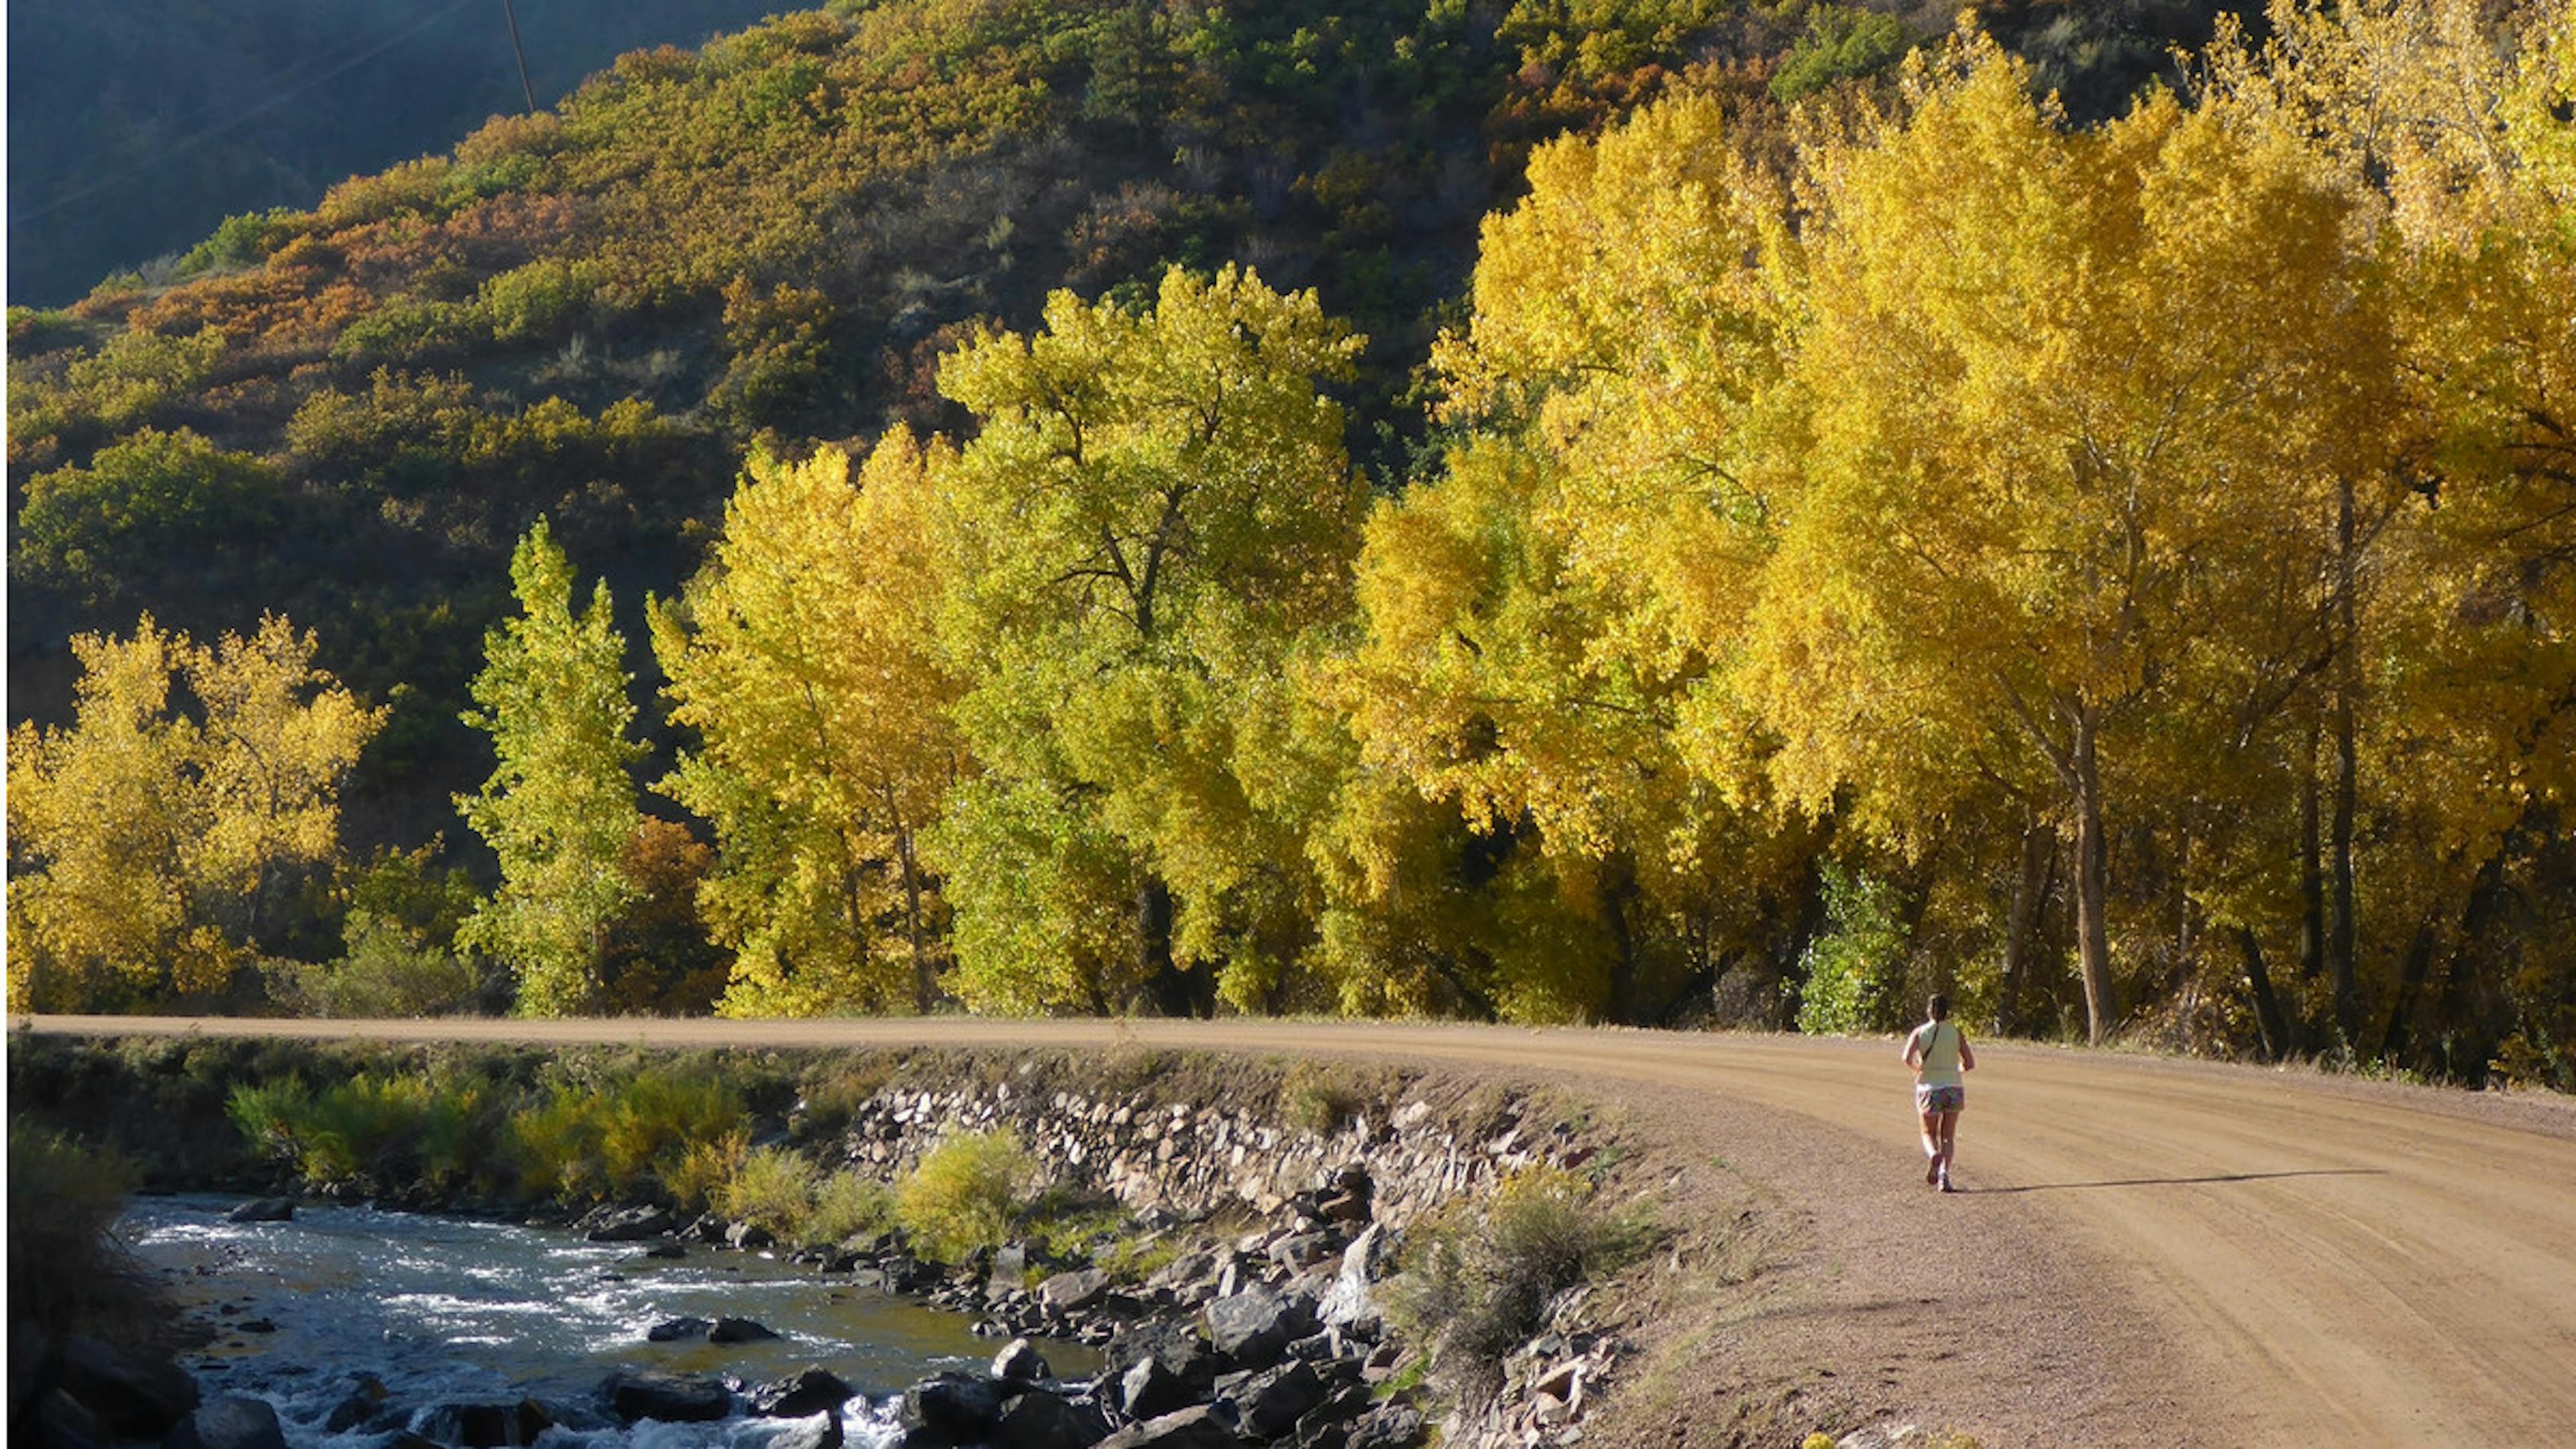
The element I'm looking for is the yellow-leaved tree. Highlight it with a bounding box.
[928,264,1366,1015]
[7,614,384,1011]
[1743,32,2400,1044]
[652,431,965,1016]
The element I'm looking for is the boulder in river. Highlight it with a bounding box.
[708,1315,780,1344]
[410,1401,515,1447]
[604,1369,732,1424]
[225,1198,294,1224]
[645,1316,712,1342]
[747,1366,853,1418]
[164,1395,287,1449]
[584,1207,676,1243]
[900,1371,1005,1441]
[55,1336,198,1438]
[994,1386,1109,1449]
[989,1337,1051,1383]
[769,1411,845,1449]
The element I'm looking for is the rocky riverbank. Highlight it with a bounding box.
[10,1040,1650,1449]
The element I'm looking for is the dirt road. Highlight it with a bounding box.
[20,1015,2575,1446]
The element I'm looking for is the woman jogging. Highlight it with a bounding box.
[1902,994,1975,1192]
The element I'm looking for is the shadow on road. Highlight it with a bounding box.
[1973,1169,2382,1194]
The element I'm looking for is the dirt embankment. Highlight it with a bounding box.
[17,1015,2576,1447]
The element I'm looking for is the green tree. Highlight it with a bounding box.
[455,520,645,1016]
[928,264,1366,1014]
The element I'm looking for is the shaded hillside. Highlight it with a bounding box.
[5,0,791,306]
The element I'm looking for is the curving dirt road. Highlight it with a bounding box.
[19,1015,2575,1446]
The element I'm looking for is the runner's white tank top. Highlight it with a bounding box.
[1917,1021,1964,1088]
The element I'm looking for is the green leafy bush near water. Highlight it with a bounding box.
[229,1057,741,1202]
[895,1129,1040,1262]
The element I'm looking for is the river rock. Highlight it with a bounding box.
[901,1372,1004,1440]
[1038,1267,1112,1313]
[1224,1360,1330,1440]
[727,1220,775,1250]
[35,1388,104,1449]
[1318,1225,1382,1334]
[164,1395,287,1449]
[605,1369,732,1423]
[1294,1385,1374,1443]
[990,1337,1051,1383]
[225,1197,294,1224]
[1094,1405,1242,1449]
[1208,1287,1314,1367]
[410,1401,515,1446]
[769,1412,845,1449]
[55,1336,197,1438]
[748,1367,853,1418]
[708,1315,780,1343]
[1116,1354,1198,1421]
[321,1375,389,1433]
[645,1316,712,1342]
[582,1206,674,1242]
[994,1387,1109,1449]
[1346,1405,1426,1448]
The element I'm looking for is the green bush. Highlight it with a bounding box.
[810,1169,895,1245]
[1770,5,1910,104]
[1387,1165,1655,1391]
[721,1144,820,1238]
[506,1063,743,1203]
[1794,865,1911,1036]
[896,1128,1040,1261]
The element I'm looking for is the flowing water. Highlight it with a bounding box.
[124,1195,1099,1448]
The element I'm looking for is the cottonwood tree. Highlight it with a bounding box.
[928,264,1365,1014]
[652,432,963,1016]
[6,614,383,1011]
[455,520,645,1016]
[1742,36,2398,1044]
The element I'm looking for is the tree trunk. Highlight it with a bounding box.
[1605,859,1641,1025]
[2237,925,2292,1062]
[2377,918,2440,1066]
[892,818,933,1014]
[1138,873,1191,1016]
[2328,480,2362,1046]
[2299,729,2324,982]
[2072,708,2115,1046]
[1997,814,2056,1036]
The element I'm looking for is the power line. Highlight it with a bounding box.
[9,0,491,230]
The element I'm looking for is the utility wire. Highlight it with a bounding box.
[9,0,493,229]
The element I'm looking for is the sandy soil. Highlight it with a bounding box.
[19,1015,2575,1447]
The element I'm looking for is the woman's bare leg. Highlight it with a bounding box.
[1920,1108,1944,1183]
[1937,1110,1961,1187]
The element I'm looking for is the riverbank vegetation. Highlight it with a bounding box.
[9,1,2572,1090]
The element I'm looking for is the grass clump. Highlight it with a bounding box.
[1387,1165,1658,1392]
[1283,1062,1365,1136]
[896,1128,1040,1262]
[228,1072,503,1191]
[7,1126,166,1344]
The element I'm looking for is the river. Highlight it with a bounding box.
[124,1195,1100,1447]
